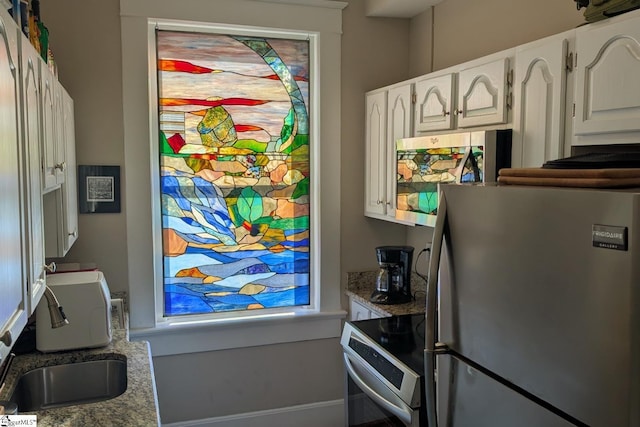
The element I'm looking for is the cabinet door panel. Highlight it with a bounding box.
[61,88,78,254]
[41,65,58,190]
[21,39,47,314]
[0,8,27,363]
[414,74,455,132]
[364,91,387,218]
[457,58,509,128]
[513,36,568,168]
[386,85,412,220]
[574,17,640,135]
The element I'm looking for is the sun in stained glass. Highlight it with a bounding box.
[156,30,311,316]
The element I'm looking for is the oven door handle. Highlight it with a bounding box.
[343,353,414,426]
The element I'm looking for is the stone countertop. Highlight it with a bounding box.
[346,271,426,316]
[0,301,160,426]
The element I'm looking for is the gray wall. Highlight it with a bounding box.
[38,0,585,423]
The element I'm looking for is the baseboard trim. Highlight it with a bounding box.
[162,398,344,427]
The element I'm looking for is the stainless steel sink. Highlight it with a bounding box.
[10,358,127,411]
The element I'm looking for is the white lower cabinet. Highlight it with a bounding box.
[349,297,385,321]
[0,7,28,366]
[512,31,574,167]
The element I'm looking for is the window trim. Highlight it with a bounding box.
[121,0,347,353]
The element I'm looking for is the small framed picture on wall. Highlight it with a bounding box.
[78,165,121,213]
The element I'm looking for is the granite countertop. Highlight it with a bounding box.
[346,270,426,316]
[0,298,160,426]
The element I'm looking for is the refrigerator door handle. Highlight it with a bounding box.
[343,353,415,425]
[425,188,448,427]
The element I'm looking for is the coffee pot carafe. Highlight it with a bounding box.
[370,246,414,305]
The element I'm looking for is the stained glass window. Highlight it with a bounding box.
[155,29,311,317]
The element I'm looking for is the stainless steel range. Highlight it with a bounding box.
[341,314,426,427]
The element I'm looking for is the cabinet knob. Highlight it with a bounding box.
[377,200,383,205]
[454,109,463,115]
[45,262,57,273]
[54,162,67,171]
[68,230,78,238]
[443,110,450,116]
[385,201,391,206]
[0,330,12,347]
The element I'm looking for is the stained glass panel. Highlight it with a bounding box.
[156,30,311,316]
[396,146,484,216]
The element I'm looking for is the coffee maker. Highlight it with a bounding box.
[370,245,414,305]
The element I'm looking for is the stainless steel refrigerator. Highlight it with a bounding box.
[424,183,640,427]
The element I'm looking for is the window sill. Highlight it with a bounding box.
[129,309,347,356]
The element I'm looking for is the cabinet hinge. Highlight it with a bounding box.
[412,92,417,104]
[565,52,574,72]
[506,91,513,110]
[572,103,576,118]
[507,69,514,87]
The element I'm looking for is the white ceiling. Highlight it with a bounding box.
[365,0,443,18]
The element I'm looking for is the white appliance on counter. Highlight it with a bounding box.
[36,271,112,352]
[425,183,640,426]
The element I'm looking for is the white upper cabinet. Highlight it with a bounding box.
[512,32,573,168]
[414,54,513,135]
[364,83,414,224]
[41,62,65,191]
[364,90,387,218]
[385,84,413,221]
[19,36,47,315]
[414,73,455,132]
[0,7,28,366]
[574,10,640,138]
[457,57,511,128]
[60,87,78,254]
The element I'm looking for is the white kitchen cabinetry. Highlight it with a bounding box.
[19,36,48,315]
[41,63,65,192]
[0,7,28,366]
[365,84,414,223]
[364,89,387,218]
[348,297,385,321]
[573,10,640,142]
[414,73,455,133]
[60,86,78,254]
[456,57,511,128]
[44,84,78,258]
[414,56,512,134]
[512,31,574,167]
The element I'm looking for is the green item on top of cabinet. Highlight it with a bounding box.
[37,20,48,61]
[575,0,640,21]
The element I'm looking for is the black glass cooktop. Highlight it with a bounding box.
[348,313,426,376]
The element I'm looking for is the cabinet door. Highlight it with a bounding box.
[20,38,47,314]
[386,84,412,221]
[414,73,455,133]
[574,15,640,135]
[41,64,63,190]
[349,298,371,321]
[513,34,570,168]
[0,8,27,363]
[364,91,387,218]
[457,58,510,128]
[61,87,78,254]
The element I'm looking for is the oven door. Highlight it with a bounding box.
[344,352,421,427]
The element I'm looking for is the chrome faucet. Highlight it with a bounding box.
[43,286,70,328]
